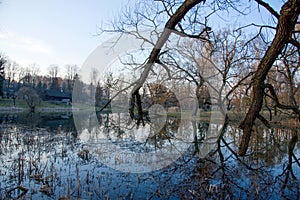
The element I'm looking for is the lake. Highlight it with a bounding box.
[0,112,299,199]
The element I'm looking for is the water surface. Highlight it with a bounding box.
[0,112,299,199]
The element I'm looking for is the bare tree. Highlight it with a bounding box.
[48,64,59,78]
[20,64,40,87]
[47,64,60,90]
[163,28,255,115]
[239,0,300,156]
[103,0,300,155]
[17,87,40,112]
[65,64,78,91]
[5,60,19,83]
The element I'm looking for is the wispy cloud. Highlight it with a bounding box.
[0,31,53,56]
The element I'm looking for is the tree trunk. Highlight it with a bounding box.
[129,0,204,120]
[30,106,35,113]
[193,84,202,116]
[239,0,300,156]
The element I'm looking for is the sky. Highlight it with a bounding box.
[0,0,130,75]
[0,0,283,76]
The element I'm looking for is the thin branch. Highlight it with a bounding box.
[264,83,300,120]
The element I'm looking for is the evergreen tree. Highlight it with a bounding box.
[0,56,6,97]
[95,81,103,107]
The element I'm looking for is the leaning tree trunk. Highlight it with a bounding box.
[238,0,300,156]
[129,0,204,119]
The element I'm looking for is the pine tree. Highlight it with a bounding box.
[0,56,6,97]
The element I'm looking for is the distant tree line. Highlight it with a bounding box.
[0,57,77,100]
[0,55,110,111]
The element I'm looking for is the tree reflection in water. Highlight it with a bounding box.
[0,113,299,199]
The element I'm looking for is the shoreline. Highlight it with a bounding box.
[0,106,25,113]
[0,106,78,113]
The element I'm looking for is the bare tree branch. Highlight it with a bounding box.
[255,0,280,19]
[129,0,205,120]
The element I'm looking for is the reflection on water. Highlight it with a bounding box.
[76,112,197,173]
[0,112,299,199]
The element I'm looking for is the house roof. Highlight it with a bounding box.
[46,89,72,99]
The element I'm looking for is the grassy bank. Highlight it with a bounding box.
[0,99,73,113]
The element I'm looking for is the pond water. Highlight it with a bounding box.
[0,112,299,199]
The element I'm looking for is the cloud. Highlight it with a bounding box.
[0,31,53,55]
[0,31,57,74]
[0,30,83,75]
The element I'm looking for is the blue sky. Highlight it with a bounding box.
[0,0,130,74]
[0,0,283,75]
